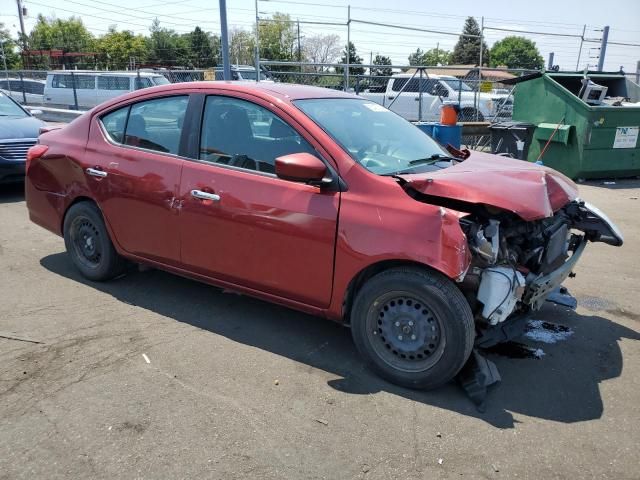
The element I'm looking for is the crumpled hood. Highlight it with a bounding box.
[399,151,578,221]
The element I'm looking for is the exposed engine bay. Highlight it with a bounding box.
[457,200,623,329]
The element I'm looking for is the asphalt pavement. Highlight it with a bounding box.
[1,179,639,479]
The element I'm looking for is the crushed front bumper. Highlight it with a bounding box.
[522,237,587,310]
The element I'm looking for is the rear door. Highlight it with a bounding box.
[177,93,339,307]
[87,94,191,265]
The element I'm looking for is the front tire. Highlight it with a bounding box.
[63,201,126,281]
[351,267,475,390]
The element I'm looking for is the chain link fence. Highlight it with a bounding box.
[0,63,520,148]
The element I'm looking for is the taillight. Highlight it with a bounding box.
[26,144,49,173]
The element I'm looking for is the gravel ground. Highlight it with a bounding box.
[1,179,639,479]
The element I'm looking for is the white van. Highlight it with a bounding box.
[44,71,170,109]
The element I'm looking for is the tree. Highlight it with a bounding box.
[450,17,489,66]
[146,19,189,67]
[0,23,21,69]
[490,36,543,69]
[336,41,364,76]
[371,54,392,76]
[303,34,341,71]
[95,27,148,69]
[408,47,451,66]
[26,15,95,68]
[186,26,219,68]
[408,48,426,66]
[230,29,255,66]
[258,13,297,61]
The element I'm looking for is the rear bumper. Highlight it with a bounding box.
[0,161,25,184]
[25,177,66,236]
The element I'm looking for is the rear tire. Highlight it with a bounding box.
[63,201,126,281]
[351,267,475,390]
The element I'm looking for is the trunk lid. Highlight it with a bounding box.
[398,151,578,221]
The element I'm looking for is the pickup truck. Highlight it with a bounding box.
[358,73,512,122]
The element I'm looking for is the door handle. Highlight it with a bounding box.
[191,189,221,201]
[86,167,107,178]
[387,95,395,100]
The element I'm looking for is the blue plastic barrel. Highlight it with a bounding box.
[433,124,462,149]
[414,122,437,137]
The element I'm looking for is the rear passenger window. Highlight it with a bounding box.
[101,106,130,143]
[98,76,131,91]
[198,96,316,173]
[124,96,188,155]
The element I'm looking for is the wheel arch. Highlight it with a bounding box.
[61,195,126,256]
[341,259,446,325]
[61,195,99,233]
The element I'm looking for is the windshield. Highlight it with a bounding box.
[440,78,473,91]
[0,94,28,117]
[238,70,268,80]
[152,76,170,85]
[295,98,450,175]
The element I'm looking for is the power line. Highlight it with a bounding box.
[484,26,583,38]
[351,19,480,38]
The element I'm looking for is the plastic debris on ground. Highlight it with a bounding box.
[524,320,574,344]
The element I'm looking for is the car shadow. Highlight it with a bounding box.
[0,183,25,203]
[40,252,640,429]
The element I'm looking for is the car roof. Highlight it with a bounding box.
[47,70,162,77]
[93,81,360,114]
[135,81,355,100]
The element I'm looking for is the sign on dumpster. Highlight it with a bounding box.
[613,127,639,149]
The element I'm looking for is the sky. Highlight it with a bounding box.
[1,0,639,73]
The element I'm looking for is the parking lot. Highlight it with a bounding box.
[1,178,639,479]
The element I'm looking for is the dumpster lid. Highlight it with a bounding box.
[501,72,543,85]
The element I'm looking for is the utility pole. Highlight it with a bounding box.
[597,26,609,72]
[476,16,484,121]
[547,52,554,69]
[435,42,439,65]
[219,0,231,80]
[345,4,350,91]
[575,24,586,70]
[297,19,302,73]
[16,0,27,48]
[254,0,260,81]
[0,40,12,97]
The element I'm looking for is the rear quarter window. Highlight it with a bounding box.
[100,106,130,143]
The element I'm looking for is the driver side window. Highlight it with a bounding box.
[198,96,316,173]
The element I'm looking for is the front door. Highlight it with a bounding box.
[178,94,339,307]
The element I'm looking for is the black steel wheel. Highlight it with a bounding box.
[63,201,126,281]
[351,267,475,390]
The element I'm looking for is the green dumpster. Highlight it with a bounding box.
[506,71,640,179]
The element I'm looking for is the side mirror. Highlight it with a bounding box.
[275,152,327,184]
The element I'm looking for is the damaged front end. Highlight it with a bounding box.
[456,199,623,347]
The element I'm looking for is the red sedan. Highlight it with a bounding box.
[25,82,622,390]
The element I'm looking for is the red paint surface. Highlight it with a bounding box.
[25,82,578,322]
[400,151,578,221]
